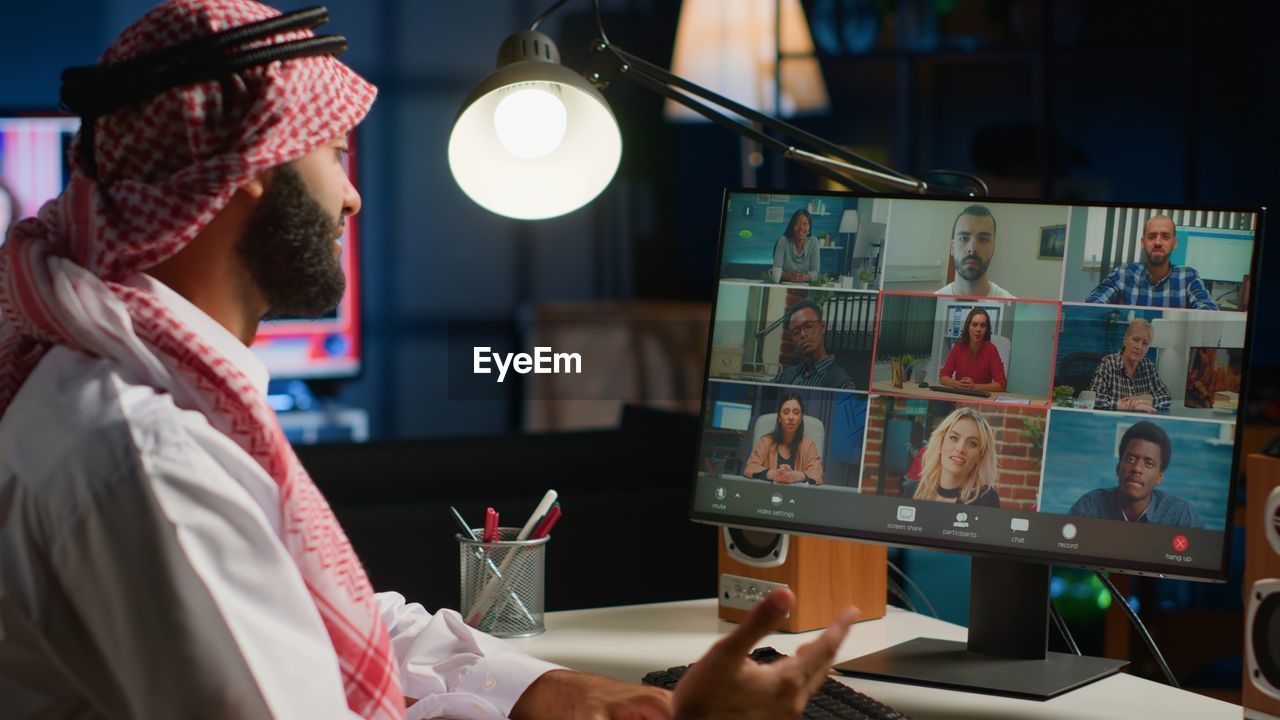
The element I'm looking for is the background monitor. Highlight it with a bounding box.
[711,400,754,431]
[693,188,1263,698]
[0,112,362,381]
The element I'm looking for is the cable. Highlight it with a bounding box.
[591,0,611,47]
[1048,599,1081,656]
[887,560,938,618]
[529,0,572,31]
[1096,571,1179,688]
[885,577,917,614]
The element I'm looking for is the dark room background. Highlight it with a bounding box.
[2,0,1276,695]
[4,0,1272,440]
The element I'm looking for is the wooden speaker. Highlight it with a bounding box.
[717,527,887,633]
[1245,452,1280,719]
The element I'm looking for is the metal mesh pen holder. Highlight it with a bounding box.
[458,527,548,638]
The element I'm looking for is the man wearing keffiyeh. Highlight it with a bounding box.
[0,2,855,718]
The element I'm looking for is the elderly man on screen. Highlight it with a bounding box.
[1085,214,1218,309]
[0,2,856,719]
[1086,318,1172,413]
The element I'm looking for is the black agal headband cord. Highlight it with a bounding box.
[59,6,347,177]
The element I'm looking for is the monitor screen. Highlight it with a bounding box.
[0,113,362,381]
[712,401,755,431]
[693,190,1263,583]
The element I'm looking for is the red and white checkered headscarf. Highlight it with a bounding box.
[0,2,403,717]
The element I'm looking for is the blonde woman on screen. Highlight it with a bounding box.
[902,407,1001,507]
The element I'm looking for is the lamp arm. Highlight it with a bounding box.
[530,0,572,31]
[756,315,787,341]
[785,147,929,191]
[607,45,926,193]
[624,68,874,192]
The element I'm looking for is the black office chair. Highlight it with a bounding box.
[1057,351,1104,395]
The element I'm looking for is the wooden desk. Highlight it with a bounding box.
[513,599,1240,720]
[870,379,1049,407]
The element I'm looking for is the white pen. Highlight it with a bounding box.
[517,489,559,540]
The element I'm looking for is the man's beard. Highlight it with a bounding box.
[955,254,990,282]
[237,165,346,319]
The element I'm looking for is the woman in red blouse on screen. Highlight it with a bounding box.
[939,307,1007,393]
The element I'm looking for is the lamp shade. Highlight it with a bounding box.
[448,31,622,220]
[665,0,829,121]
[838,209,860,233]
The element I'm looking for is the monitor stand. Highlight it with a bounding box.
[833,556,1128,700]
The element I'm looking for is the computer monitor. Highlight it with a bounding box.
[0,112,362,380]
[693,189,1264,698]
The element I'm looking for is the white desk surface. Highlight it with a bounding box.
[510,598,1239,720]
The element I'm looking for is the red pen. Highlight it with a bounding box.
[483,507,499,543]
[530,504,562,539]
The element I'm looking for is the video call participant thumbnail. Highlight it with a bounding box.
[936,204,1015,299]
[771,300,857,390]
[901,407,1001,507]
[938,307,1007,393]
[1088,318,1171,413]
[743,392,825,485]
[1069,420,1203,528]
[773,208,820,283]
[1085,214,1218,310]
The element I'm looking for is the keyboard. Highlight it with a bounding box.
[642,646,911,720]
[923,383,991,398]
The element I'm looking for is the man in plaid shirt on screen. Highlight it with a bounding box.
[1085,214,1218,310]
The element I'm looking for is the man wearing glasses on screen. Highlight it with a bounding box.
[1085,215,1218,309]
[770,300,858,390]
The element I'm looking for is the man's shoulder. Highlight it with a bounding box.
[1152,489,1198,514]
[821,358,855,385]
[1070,487,1114,513]
[934,282,956,295]
[987,282,1016,298]
[0,347,192,481]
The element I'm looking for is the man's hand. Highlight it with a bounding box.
[510,669,673,720]
[672,589,859,720]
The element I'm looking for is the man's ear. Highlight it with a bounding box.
[239,167,276,200]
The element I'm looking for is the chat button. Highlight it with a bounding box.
[1010,518,1030,532]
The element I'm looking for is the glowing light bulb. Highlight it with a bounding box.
[493,87,567,160]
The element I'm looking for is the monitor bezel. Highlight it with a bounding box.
[689,186,1267,584]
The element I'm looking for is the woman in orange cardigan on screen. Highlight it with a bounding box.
[743,393,825,485]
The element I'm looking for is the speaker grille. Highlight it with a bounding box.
[1249,579,1280,701]
[723,527,788,567]
[1265,487,1280,556]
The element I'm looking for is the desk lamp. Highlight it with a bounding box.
[448,0,986,220]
